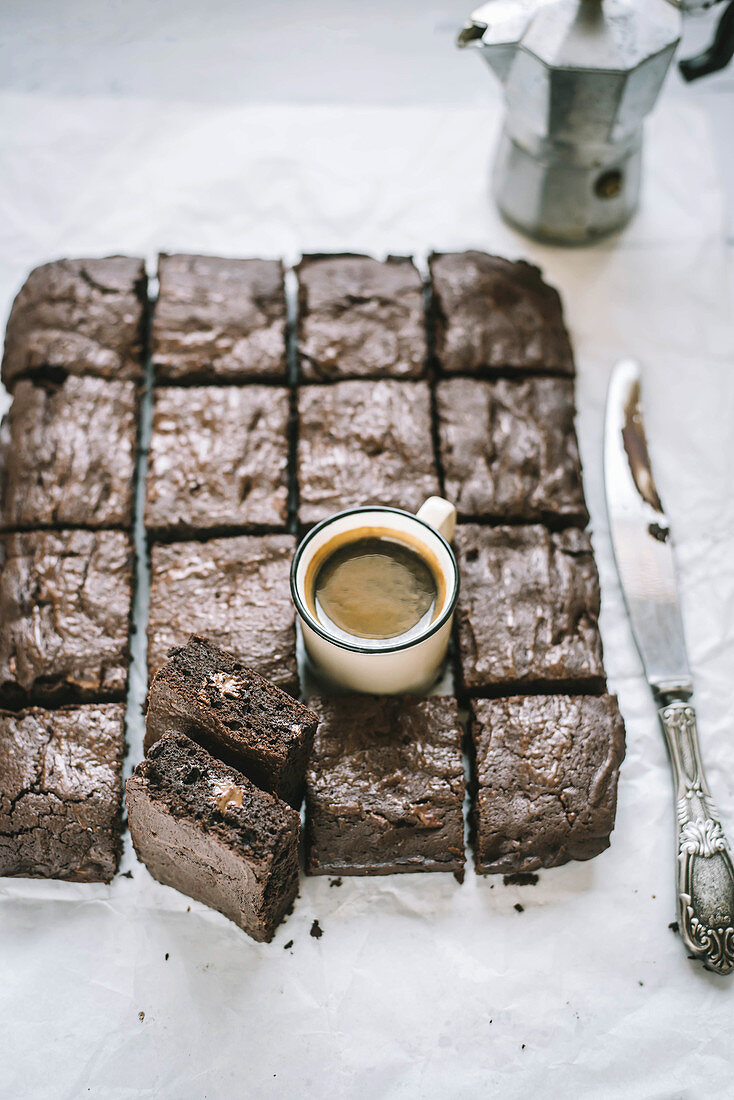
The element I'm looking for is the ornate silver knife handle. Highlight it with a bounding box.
[658,699,734,974]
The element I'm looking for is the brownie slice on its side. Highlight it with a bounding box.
[435,377,588,526]
[470,695,626,874]
[297,380,440,527]
[145,635,318,808]
[1,256,147,389]
[454,525,605,695]
[0,703,126,882]
[0,376,139,531]
[152,254,287,383]
[126,733,301,942]
[429,251,574,377]
[305,696,466,878]
[296,254,427,381]
[147,534,298,694]
[144,385,290,538]
[0,530,134,708]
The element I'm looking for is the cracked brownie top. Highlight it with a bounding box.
[470,695,626,874]
[305,695,465,876]
[152,254,287,383]
[144,385,290,538]
[0,703,125,881]
[147,534,298,694]
[297,379,440,526]
[0,375,139,531]
[296,254,427,382]
[0,529,134,708]
[1,256,147,388]
[429,251,574,377]
[454,524,605,693]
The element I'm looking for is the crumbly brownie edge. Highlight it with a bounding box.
[126,733,300,940]
[144,635,316,806]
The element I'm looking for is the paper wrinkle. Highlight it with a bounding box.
[1,93,733,1099]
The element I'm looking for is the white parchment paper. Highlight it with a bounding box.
[0,93,733,1099]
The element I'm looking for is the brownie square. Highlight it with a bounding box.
[454,525,604,694]
[152,254,287,383]
[296,254,426,381]
[147,534,298,694]
[0,376,139,531]
[144,385,290,538]
[0,530,133,707]
[126,732,300,941]
[305,695,465,877]
[470,695,626,874]
[0,703,125,881]
[435,377,588,525]
[145,635,318,807]
[429,251,574,377]
[1,257,147,389]
[297,380,440,526]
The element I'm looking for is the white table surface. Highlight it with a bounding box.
[1,5,734,1099]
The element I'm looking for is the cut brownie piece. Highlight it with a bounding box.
[470,695,626,874]
[0,529,133,707]
[145,635,317,808]
[429,251,574,377]
[1,256,147,389]
[147,534,298,694]
[297,380,440,526]
[152,254,287,383]
[126,732,300,941]
[0,703,125,881]
[455,525,604,694]
[435,377,588,525]
[296,254,427,381]
[144,385,290,538]
[305,695,465,877]
[0,375,139,531]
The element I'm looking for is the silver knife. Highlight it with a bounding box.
[604,358,734,975]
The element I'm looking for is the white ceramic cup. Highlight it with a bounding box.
[290,497,459,694]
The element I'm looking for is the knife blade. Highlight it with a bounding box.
[604,358,734,975]
[604,359,692,698]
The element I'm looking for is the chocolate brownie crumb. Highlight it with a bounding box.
[503,873,539,887]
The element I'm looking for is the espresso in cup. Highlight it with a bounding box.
[309,531,445,644]
[292,500,458,694]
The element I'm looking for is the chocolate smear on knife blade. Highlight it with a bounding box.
[622,379,664,514]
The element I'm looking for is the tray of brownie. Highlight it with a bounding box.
[0,248,625,942]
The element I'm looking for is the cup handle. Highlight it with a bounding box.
[416,496,456,542]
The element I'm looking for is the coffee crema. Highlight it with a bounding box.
[307,531,444,644]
